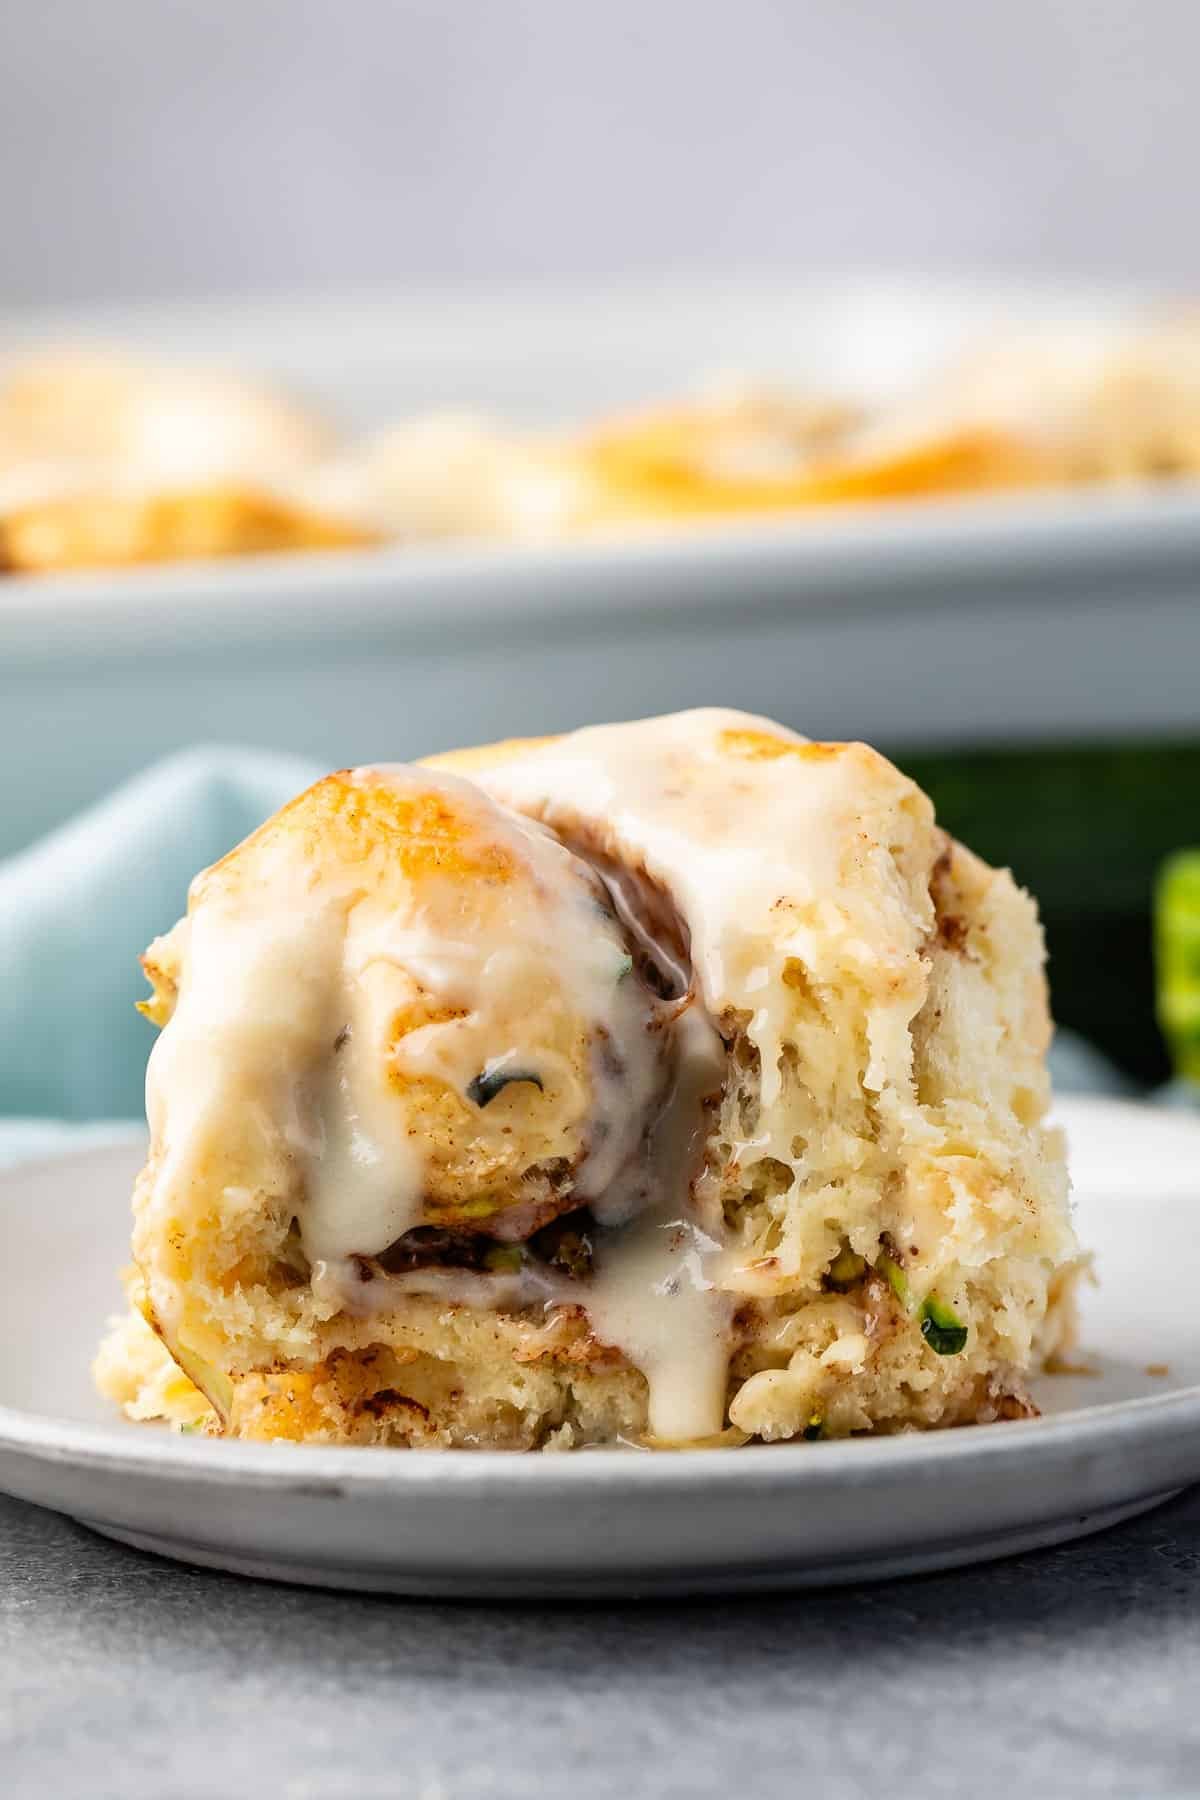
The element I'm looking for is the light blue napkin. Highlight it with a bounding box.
[0,747,1134,1169]
[0,747,318,1164]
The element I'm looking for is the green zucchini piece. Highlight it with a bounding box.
[1155,850,1200,1085]
[542,1226,595,1280]
[827,1246,867,1290]
[919,1295,969,1356]
[483,1246,525,1274]
[466,1064,545,1108]
[802,1412,824,1442]
[139,1297,234,1423]
[875,1251,911,1310]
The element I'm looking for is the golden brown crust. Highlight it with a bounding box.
[0,484,373,574]
[195,766,520,905]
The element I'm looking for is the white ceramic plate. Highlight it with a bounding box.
[4,277,1200,859]
[0,1095,1197,1596]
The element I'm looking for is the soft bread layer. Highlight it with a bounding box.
[433,715,1076,1438]
[97,1251,1076,1447]
[121,761,670,1411]
[98,708,1076,1448]
[96,1276,651,1450]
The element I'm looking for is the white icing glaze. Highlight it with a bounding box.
[142,759,673,1297]
[148,711,907,1445]
[311,995,731,1444]
[471,710,821,990]
[0,358,328,515]
[581,1005,731,1442]
[455,708,936,1437]
[311,1256,564,1316]
[468,708,897,1107]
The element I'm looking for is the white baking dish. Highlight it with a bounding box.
[3,276,1196,856]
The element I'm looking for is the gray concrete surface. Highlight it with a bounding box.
[3,1484,1198,1798]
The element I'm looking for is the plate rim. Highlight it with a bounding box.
[3,1381,1200,1499]
[1,1104,1198,1500]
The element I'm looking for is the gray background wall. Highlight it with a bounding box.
[1,0,1195,307]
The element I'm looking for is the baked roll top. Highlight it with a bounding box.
[99,709,1075,1449]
